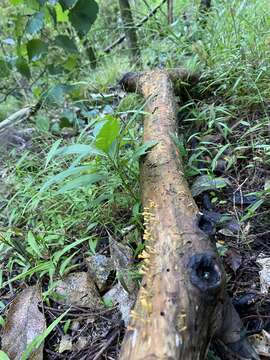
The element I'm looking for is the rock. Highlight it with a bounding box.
[86,255,113,291]
[103,283,136,326]
[56,272,101,308]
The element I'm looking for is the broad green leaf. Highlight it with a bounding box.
[55,2,69,22]
[55,35,78,53]
[27,39,48,61]
[57,173,104,193]
[48,63,64,75]
[55,144,104,157]
[16,57,31,79]
[27,231,42,258]
[63,55,78,71]
[69,0,99,37]
[132,140,158,159]
[10,0,23,4]
[59,0,77,10]
[0,351,10,360]
[94,116,120,153]
[22,310,69,360]
[25,11,44,35]
[40,165,91,192]
[191,175,231,197]
[0,59,10,78]
[36,115,50,132]
[43,84,72,105]
[24,0,40,9]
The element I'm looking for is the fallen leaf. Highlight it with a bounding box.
[1,287,46,360]
[74,336,88,351]
[191,175,231,197]
[56,272,101,308]
[233,293,258,315]
[226,249,242,273]
[264,178,270,191]
[249,330,270,357]
[256,254,270,294]
[218,228,237,237]
[58,335,73,353]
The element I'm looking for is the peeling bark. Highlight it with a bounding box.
[119,69,258,360]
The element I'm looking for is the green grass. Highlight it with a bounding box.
[0,96,145,290]
[1,0,270,357]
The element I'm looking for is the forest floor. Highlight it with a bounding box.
[1,1,270,359]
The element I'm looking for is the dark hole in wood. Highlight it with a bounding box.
[188,252,222,297]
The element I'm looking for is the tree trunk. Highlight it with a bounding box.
[200,0,211,13]
[118,0,141,66]
[167,0,173,24]
[119,69,259,360]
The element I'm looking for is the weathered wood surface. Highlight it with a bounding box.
[119,69,258,360]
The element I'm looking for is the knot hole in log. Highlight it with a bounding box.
[188,252,223,298]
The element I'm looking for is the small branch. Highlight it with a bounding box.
[0,106,37,133]
[92,327,120,360]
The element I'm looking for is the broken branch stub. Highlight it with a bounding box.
[119,69,258,360]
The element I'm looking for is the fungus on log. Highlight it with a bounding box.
[119,69,258,360]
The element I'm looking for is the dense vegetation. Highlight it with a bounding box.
[0,0,270,358]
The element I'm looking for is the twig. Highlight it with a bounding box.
[104,0,166,53]
[92,327,120,360]
[0,105,38,133]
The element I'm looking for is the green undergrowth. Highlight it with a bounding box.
[1,1,270,358]
[0,95,146,293]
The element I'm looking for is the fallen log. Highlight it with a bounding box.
[119,69,258,360]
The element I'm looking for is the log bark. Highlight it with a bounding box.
[119,69,259,360]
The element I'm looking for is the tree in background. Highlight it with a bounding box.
[118,0,141,66]
[200,0,211,13]
[167,0,173,24]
